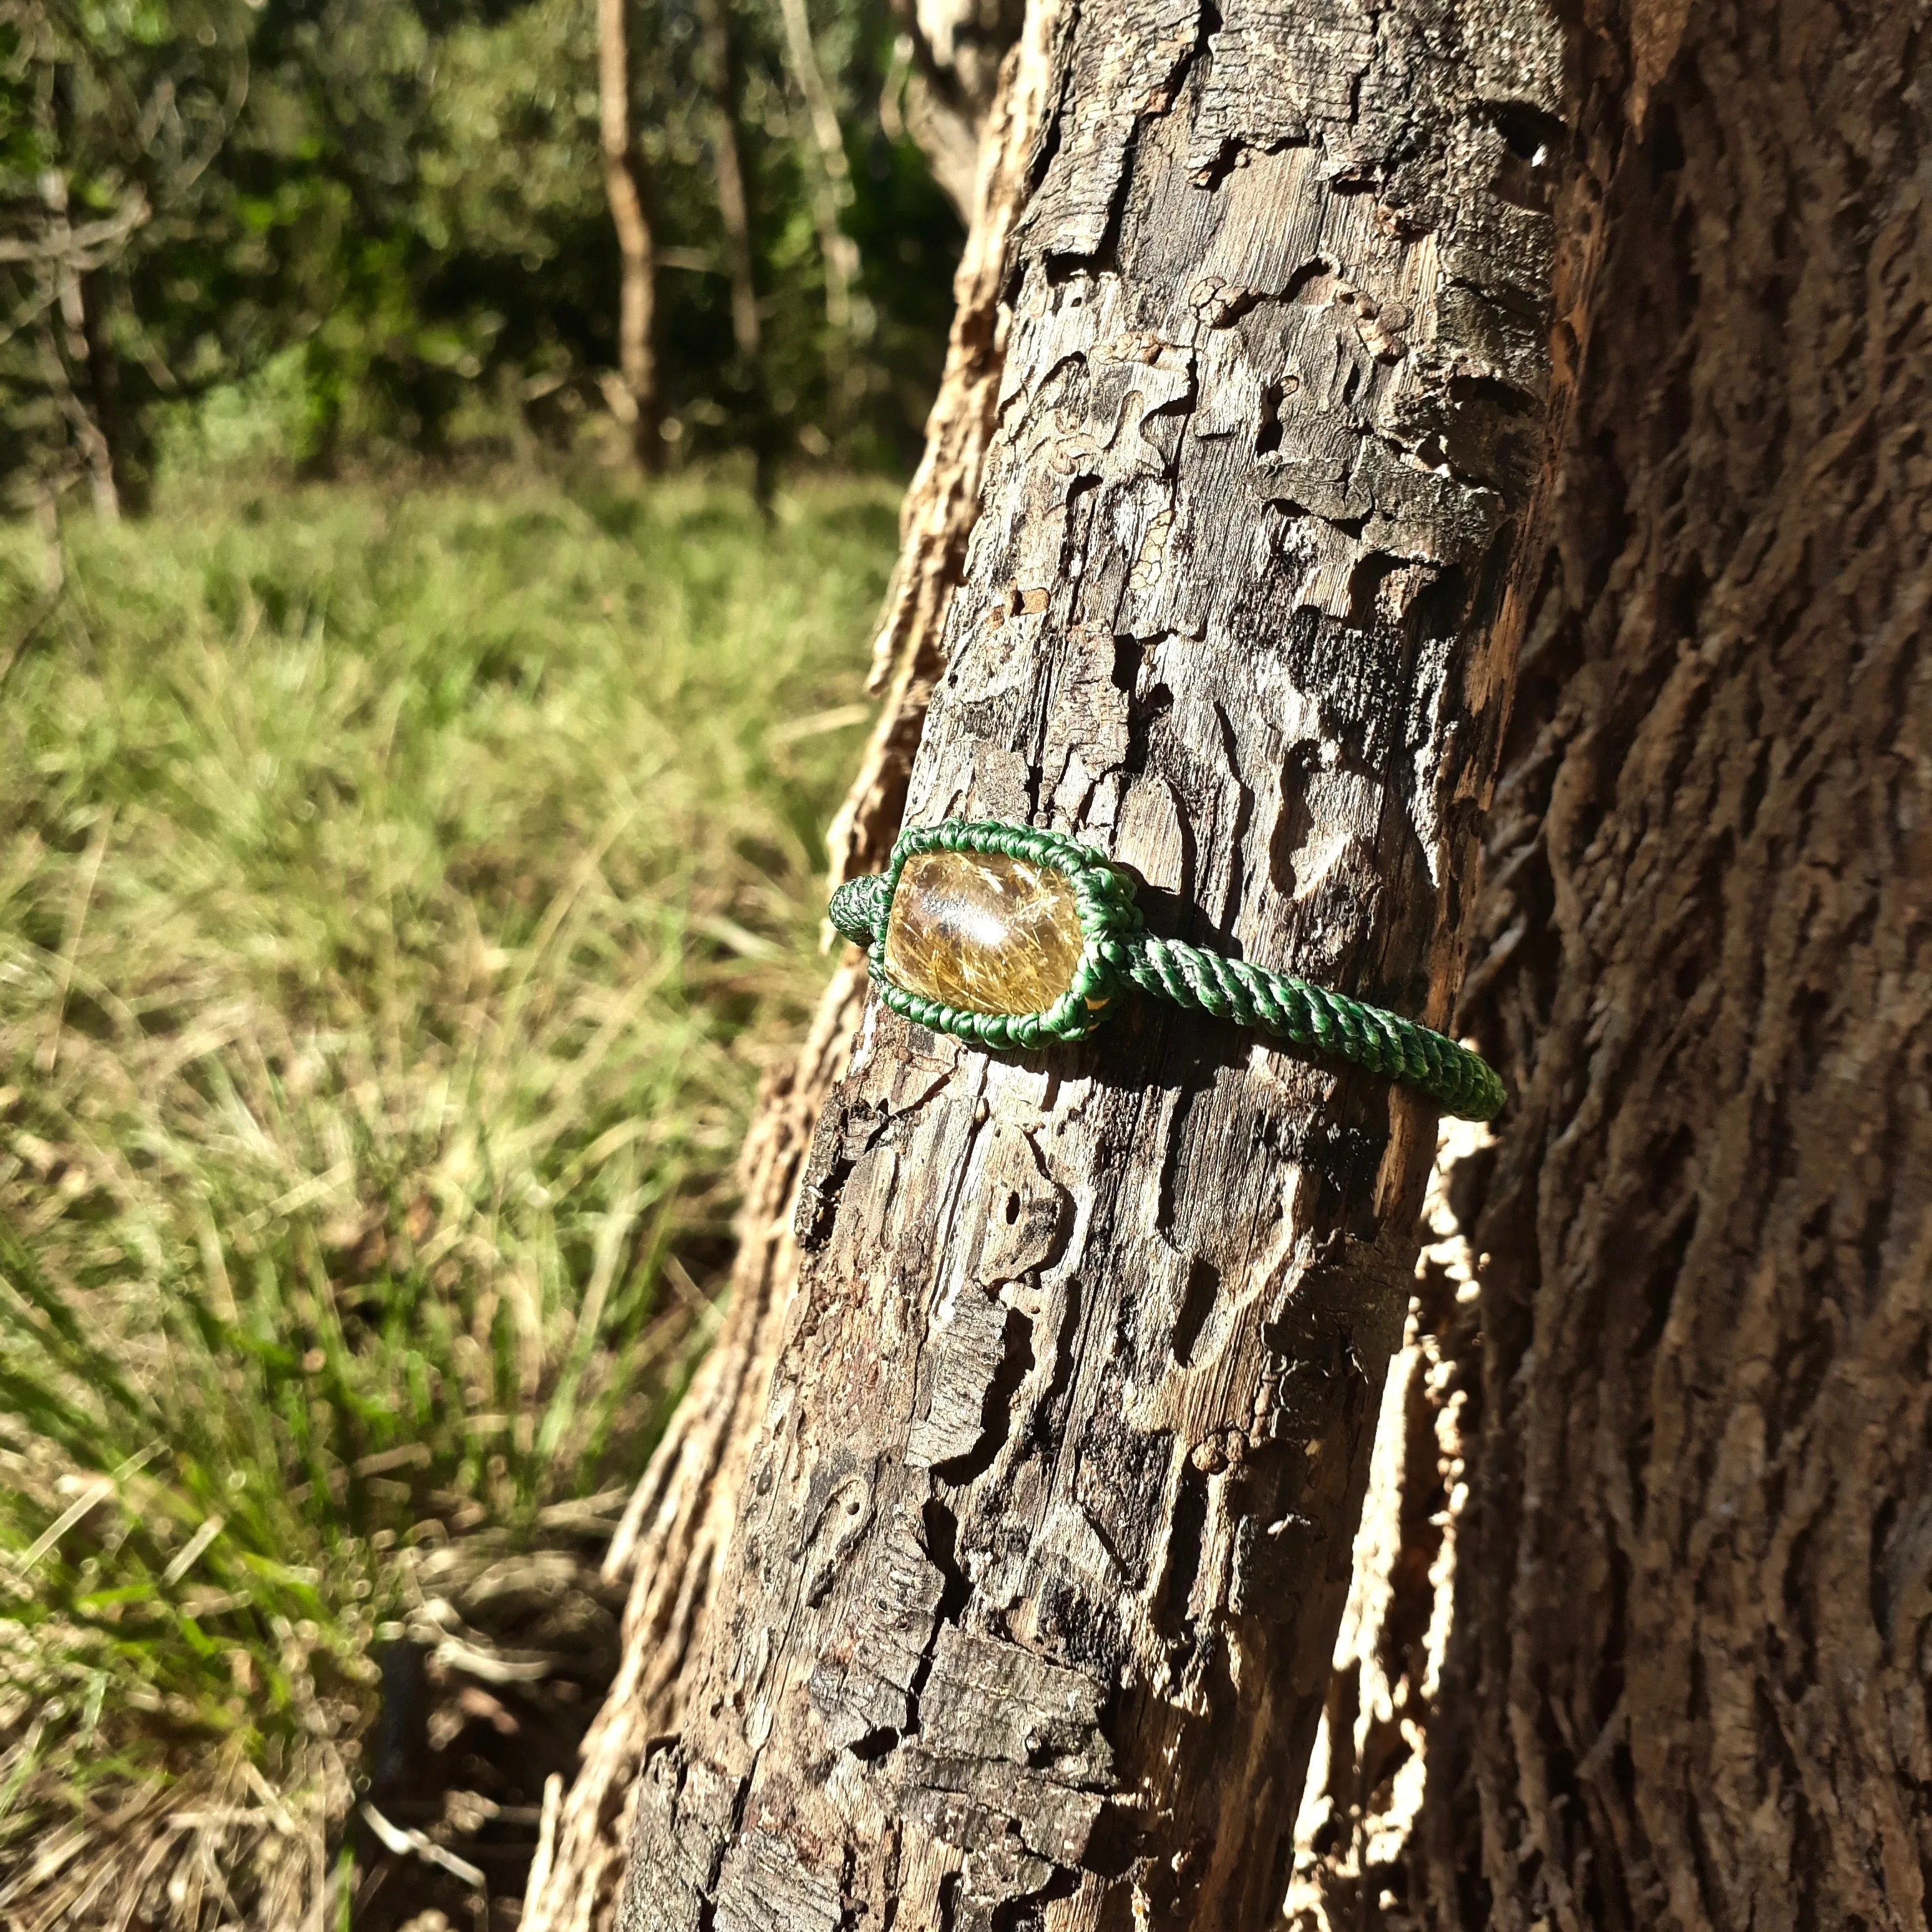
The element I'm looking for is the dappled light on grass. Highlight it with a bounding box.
[0,467,894,1925]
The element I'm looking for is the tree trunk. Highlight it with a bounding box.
[696,0,761,374]
[519,25,1054,1930]
[40,61,124,522]
[39,165,120,523]
[695,0,776,500]
[614,0,1572,1920]
[598,0,660,471]
[776,0,861,350]
[1287,3,1932,1929]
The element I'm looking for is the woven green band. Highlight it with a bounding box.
[831,819,1505,1122]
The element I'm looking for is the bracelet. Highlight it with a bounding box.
[829,819,1505,1122]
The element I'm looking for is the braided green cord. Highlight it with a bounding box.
[1094,930,1504,1122]
[830,873,888,945]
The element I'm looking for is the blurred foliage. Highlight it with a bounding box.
[0,462,897,1916]
[0,0,964,507]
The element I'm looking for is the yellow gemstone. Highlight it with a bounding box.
[884,849,1085,1017]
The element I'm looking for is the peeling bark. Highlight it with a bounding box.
[1291,3,1932,1928]
[615,0,1571,1923]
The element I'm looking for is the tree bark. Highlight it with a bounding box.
[615,0,1573,1921]
[598,0,661,471]
[1287,2,1932,1928]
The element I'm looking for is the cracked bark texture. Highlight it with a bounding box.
[617,0,1570,1923]
[1289,2,1932,1928]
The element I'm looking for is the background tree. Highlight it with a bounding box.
[0,0,253,514]
[776,0,859,373]
[0,0,967,503]
[597,0,660,468]
[883,0,1025,220]
[694,0,774,495]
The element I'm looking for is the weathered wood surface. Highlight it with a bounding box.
[1287,2,1932,1927]
[617,0,1571,1923]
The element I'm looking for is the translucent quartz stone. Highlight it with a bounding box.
[884,849,1085,1016]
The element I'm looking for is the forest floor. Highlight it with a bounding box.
[0,461,897,1930]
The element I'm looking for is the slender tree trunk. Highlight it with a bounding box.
[39,165,120,523]
[75,267,133,513]
[597,0,660,471]
[695,0,775,501]
[615,0,1573,1920]
[776,0,861,353]
[697,0,760,373]
[1289,3,1932,1929]
[41,62,123,522]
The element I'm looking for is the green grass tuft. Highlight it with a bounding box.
[0,466,894,1919]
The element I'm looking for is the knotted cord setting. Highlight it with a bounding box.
[831,819,1505,1121]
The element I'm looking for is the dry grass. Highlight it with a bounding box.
[0,462,896,1926]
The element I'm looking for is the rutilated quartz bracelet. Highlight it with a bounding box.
[829,819,1505,1123]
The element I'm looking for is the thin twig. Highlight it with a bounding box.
[358,1803,486,1891]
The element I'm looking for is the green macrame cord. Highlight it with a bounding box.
[832,819,1138,1052]
[829,818,1505,1123]
[1096,930,1504,1121]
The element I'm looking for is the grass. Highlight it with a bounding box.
[0,462,897,1924]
